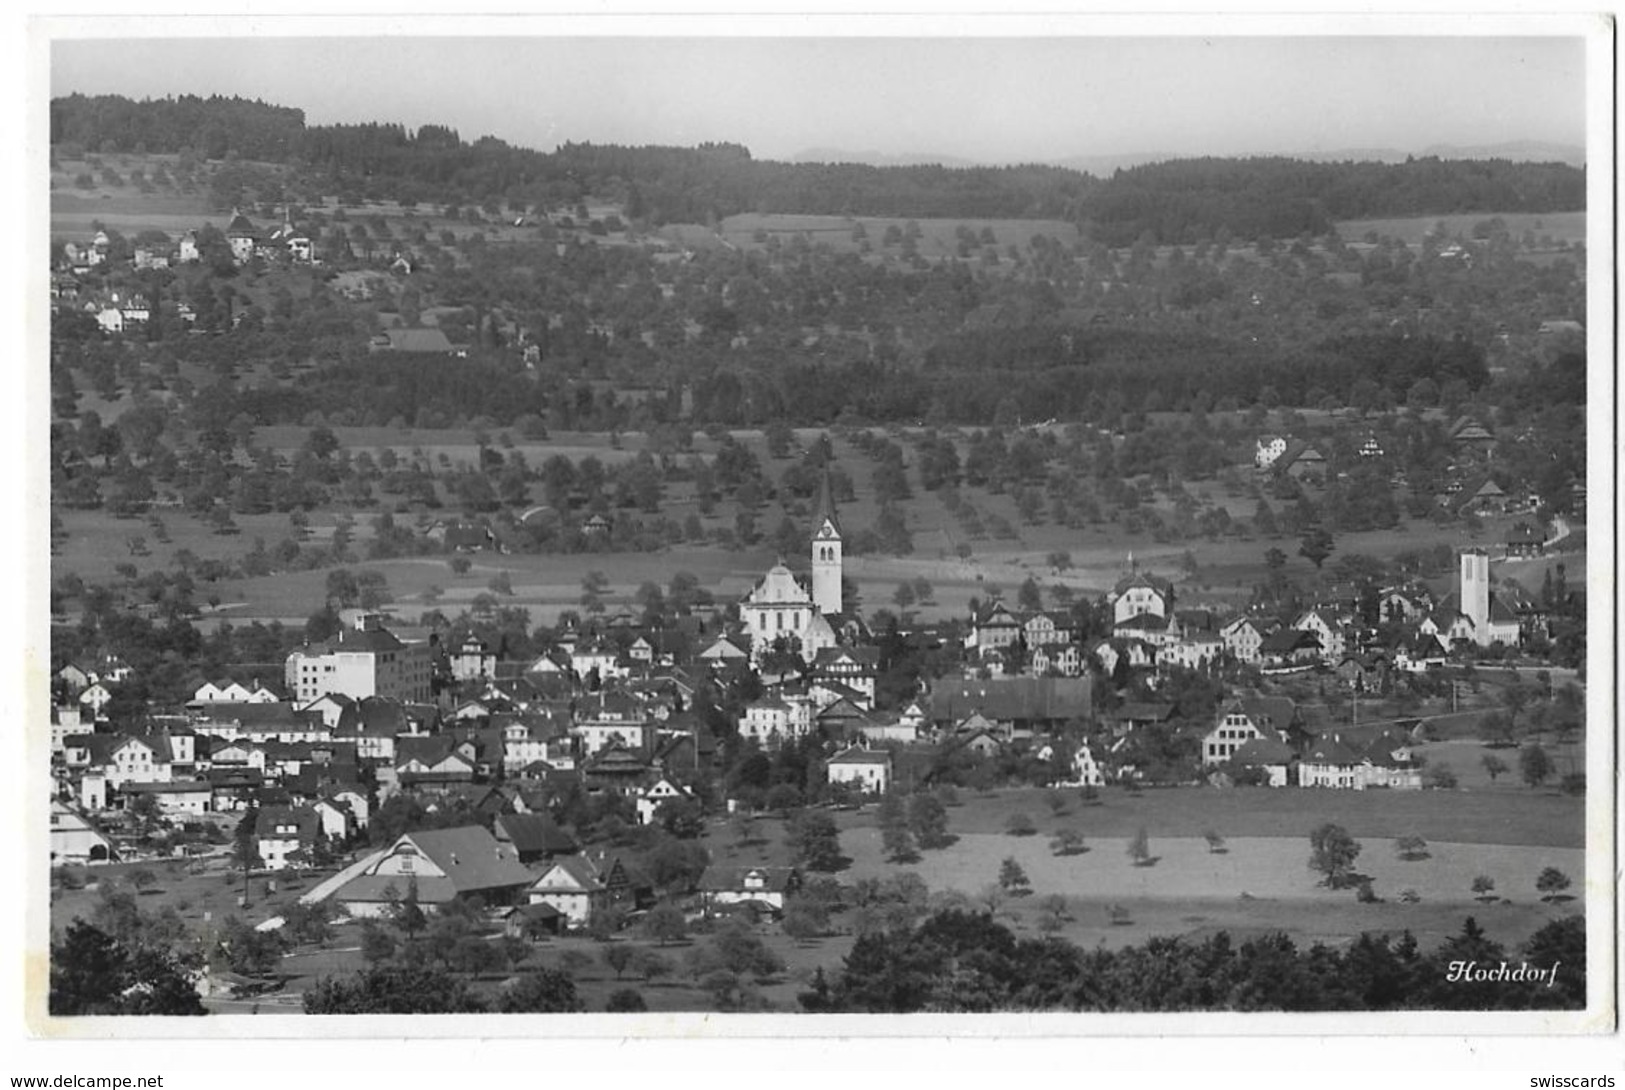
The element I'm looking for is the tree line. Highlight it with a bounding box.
[51,95,1584,235]
[803,909,1584,1012]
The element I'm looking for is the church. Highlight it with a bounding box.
[740,472,849,664]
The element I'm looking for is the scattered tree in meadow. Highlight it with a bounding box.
[1471,875,1497,902]
[1203,830,1226,854]
[1520,743,1553,788]
[1535,867,1573,902]
[878,790,916,862]
[1395,835,1430,862]
[1481,753,1510,783]
[787,810,845,872]
[639,902,689,947]
[601,943,637,980]
[1049,827,1086,856]
[1308,823,1362,888]
[1127,826,1152,866]
[997,856,1031,896]
[1006,811,1038,837]
[908,793,952,850]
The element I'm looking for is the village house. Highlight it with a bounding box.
[825,746,893,795]
[254,806,321,871]
[698,865,801,917]
[492,812,578,864]
[49,802,116,864]
[526,856,607,927]
[328,826,534,918]
[1219,615,1269,665]
[635,777,692,825]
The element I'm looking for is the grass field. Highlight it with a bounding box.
[842,784,1584,848]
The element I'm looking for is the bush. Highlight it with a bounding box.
[1005,812,1037,837]
[606,987,647,1013]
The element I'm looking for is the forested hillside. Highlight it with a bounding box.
[52,94,1585,236]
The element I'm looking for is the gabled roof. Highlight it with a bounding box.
[254,805,320,842]
[1301,737,1362,767]
[535,855,605,893]
[1115,611,1169,632]
[397,826,534,893]
[928,677,1093,724]
[377,328,457,354]
[1229,737,1296,766]
[827,745,891,766]
[494,812,578,856]
[1110,572,1172,599]
[698,864,799,894]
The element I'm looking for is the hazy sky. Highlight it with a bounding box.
[48,30,1589,164]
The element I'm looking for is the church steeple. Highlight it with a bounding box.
[814,467,840,537]
[812,466,843,616]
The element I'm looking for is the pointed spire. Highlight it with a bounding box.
[815,466,840,535]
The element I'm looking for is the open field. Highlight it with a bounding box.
[839,831,1584,905]
[831,784,1585,848]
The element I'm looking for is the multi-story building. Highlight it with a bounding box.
[284,613,433,704]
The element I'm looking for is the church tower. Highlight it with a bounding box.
[811,468,843,616]
[1460,549,1491,644]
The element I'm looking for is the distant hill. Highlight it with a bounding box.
[786,147,985,169]
[1295,141,1585,167]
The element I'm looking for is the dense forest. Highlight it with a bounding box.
[51,94,1586,237]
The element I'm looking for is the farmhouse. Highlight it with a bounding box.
[331,826,533,918]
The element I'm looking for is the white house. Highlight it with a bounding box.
[635,778,691,825]
[527,857,606,927]
[825,746,892,795]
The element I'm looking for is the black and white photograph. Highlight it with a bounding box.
[18,13,1617,1061]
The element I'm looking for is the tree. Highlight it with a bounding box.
[1308,823,1362,888]
[606,987,648,1013]
[997,857,1031,896]
[639,903,688,947]
[388,879,427,941]
[878,790,916,862]
[127,867,159,895]
[1298,526,1336,569]
[359,920,397,965]
[601,943,637,980]
[1049,827,1086,856]
[50,920,204,1016]
[304,964,487,1013]
[1535,867,1572,902]
[1425,764,1459,790]
[1395,835,1430,861]
[496,969,583,1012]
[1519,743,1553,788]
[786,810,844,872]
[1005,811,1038,837]
[1127,826,1152,866]
[782,900,830,943]
[907,793,952,850]
[1203,830,1226,854]
[1471,875,1497,902]
[1481,754,1510,783]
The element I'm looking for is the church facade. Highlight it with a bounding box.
[740,474,845,664]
